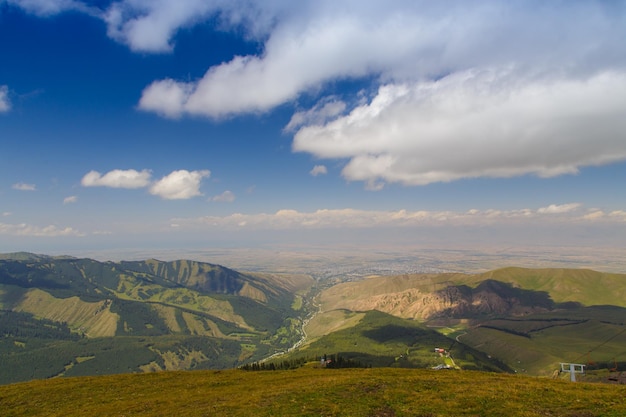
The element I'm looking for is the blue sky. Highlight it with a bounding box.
[1,0,626,257]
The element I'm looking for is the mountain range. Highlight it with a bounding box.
[1,252,625,384]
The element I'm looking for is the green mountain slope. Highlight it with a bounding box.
[3,255,626,384]
[477,267,626,306]
[311,267,626,377]
[289,310,510,373]
[0,254,314,384]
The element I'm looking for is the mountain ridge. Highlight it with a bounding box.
[2,254,626,383]
[0,253,314,384]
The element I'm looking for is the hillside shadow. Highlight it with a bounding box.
[475,279,554,308]
[363,324,428,344]
[430,279,575,319]
[0,283,28,310]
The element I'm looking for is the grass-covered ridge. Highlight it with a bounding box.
[309,267,626,378]
[1,367,625,417]
[478,267,626,306]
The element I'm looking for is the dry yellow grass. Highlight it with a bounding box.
[13,289,118,337]
[238,281,267,302]
[1,367,625,416]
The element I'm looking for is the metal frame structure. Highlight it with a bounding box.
[560,363,586,382]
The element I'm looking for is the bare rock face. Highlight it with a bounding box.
[340,279,554,320]
[426,280,554,319]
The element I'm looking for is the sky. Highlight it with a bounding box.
[1,0,626,259]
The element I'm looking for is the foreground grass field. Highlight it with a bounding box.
[1,367,625,416]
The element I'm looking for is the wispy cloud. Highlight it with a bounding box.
[12,182,36,191]
[309,165,327,177]
[103,0,219,53]
[211,190,235,203]
[149,169,210,200]
[0,222,84,237]
[63,195,78,204]
[171,203,617,231]
[5,0,91,17]
[81,169,152,189]
[285,98,346,133]
[610,210,626,221]
[583,210,626,222]
[0,85,10,112]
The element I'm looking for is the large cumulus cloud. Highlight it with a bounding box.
[128,0,626,187]
[9,0,626,187]
[293,70,626,187]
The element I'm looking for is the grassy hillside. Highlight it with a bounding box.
[312,268,626,377]
[291,310,510,373]
[477,267,626,307]
[457,306,626,376]
[1,367,625,417]
[0,254,314,384]
[320,268,626,315]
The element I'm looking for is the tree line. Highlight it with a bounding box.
[239,354,367,371]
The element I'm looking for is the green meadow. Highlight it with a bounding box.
[1,367,625,416]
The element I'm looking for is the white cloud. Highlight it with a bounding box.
[9,0,276,55]
[284,98,346,132]
[102,0,294,53]
[0,222,84,237]
[79,168,211,200]
[130,1,626,120]
[2,212,12,217]
[0,85,10,112]
[309,165,327,177]
[103,0,217,53]
[211,190,235,203]
[537,203,582,215]
[138,78,193,118]
[293,70,626,187]
[149,169,210,200]
[12,182,36,191]
[63,195,78,204]
[81,169,152,189]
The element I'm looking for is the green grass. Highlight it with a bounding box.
[1,367,625,416]
[0,335,247,384]
[478,267,626,307]
[456,307,626,376]
[291,294,303,310]
[291,310,509,373]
